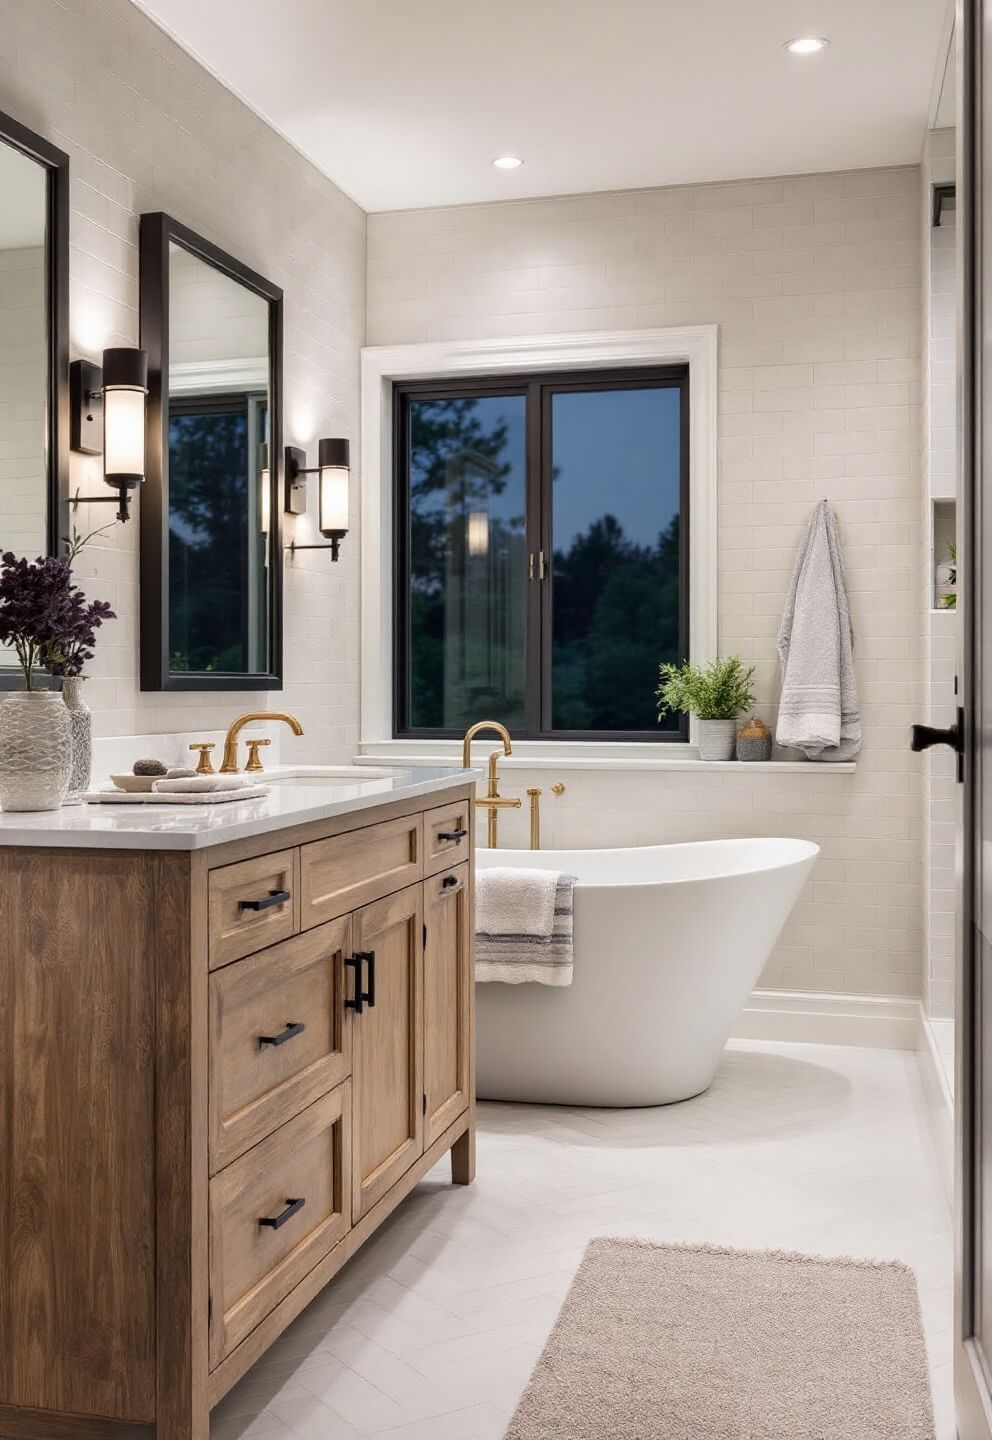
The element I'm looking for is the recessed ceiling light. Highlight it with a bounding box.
[785,36,829,55]
[492,155,524,170]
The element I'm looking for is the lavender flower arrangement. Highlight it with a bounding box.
[0,551,115,690]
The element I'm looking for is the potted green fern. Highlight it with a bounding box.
[657,657,756,761]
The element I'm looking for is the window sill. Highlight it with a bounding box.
[358,741,857,775]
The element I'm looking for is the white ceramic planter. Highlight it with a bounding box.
[697,717,737,761]
[62,676,92,804]
[0,690,71,811]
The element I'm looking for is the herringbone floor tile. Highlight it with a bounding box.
[211,1040,953,1440]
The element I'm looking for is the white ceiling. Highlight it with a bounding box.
[132,0,949,213]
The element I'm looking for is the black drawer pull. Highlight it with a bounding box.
[239,888,291,913]
[442,875,459,890]
[259,1021,305,1048]
[345,955,364,1015]
[438,828,467,843]
[259,1197,305,1231]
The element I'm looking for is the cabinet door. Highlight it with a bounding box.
[423,864,472,1147]
[351,884,424,1220]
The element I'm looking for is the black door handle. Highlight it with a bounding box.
[259,1197,305,1230]
[911,707,964,781]
[356,950,376,1009]
[258,1021,305,1048]
[345,951,376,1013]
[438,828,467,843]
[345,955,364,1015]
[239,888,291,913]
[442,874,459,889]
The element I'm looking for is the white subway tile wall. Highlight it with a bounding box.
[0,0,366,761]
[922,129,959,1020]
[368,168,925,998]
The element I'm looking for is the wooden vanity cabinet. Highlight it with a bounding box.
[0,785,475,1440]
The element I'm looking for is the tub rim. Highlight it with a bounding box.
[475,836,820,891]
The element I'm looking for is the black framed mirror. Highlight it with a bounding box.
[0,108,69,690]
[139,212,283,691]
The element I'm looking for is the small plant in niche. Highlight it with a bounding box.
[939,542,957,610]
[657,656,757,762]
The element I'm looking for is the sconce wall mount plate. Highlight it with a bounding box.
[69,359,103,455]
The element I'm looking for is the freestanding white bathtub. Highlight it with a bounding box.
[476,837,818,1107]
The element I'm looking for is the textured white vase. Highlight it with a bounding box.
[697,717,737,762]
[0,690,72,811]
[62,676,92,805]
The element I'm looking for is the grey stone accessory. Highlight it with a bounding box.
[736,715,772,762]
[62,676,92,804]
[0,690,71,812]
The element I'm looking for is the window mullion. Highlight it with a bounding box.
[524,378,544,738]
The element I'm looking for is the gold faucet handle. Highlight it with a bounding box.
[551,782,566,797]
[244,738,271,773]
[189,743,216,775]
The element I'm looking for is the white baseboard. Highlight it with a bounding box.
[732,988,923,1050]
[916,1015,954,1206]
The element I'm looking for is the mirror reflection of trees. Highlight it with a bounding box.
[169,405,251,674]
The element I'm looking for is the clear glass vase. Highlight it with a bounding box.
[61,676,92,804]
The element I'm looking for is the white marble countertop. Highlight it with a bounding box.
[0,765,480,851]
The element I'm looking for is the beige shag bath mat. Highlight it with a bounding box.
[504,1238,935,1440]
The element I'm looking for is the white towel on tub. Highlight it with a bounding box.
[476,867,577,986]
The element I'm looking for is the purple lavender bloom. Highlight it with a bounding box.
[0,551,116,690]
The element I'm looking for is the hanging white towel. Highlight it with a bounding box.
[775,500,862,762]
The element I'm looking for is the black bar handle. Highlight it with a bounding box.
[345,955,364,1015]
[355,950,376,1009]
[259,1021,305,1049]
[437,828,468,843]
[441,874,459,890]
[240,888,291,913]
[259,1197,305,1230]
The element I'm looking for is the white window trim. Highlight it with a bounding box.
[359,324,718,757]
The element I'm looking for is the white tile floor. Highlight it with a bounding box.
[212,1040,954,1440]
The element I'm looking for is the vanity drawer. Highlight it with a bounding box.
[300,814,423,928]
[209,1083,351,1368]
[208,916,353,1172]
[209,849,300,969]
[423,799,472,877]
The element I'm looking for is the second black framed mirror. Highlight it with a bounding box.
[139,212,284,691]
[0,107,70,689]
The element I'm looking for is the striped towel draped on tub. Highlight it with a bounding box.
[475,867,577,986]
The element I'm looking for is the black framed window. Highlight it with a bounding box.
[394,366,689,741]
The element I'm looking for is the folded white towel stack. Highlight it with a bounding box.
[475,866,577,986]
[152,774,259,793]
[775,500,862,762]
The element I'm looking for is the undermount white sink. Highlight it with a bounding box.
[263,765,405,785]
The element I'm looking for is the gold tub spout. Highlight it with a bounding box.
[462,719,512,769]
[462,720,521,848]
[220,711,304,774]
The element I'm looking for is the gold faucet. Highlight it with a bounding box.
[461,720,521,848]
[220,711,304,774]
